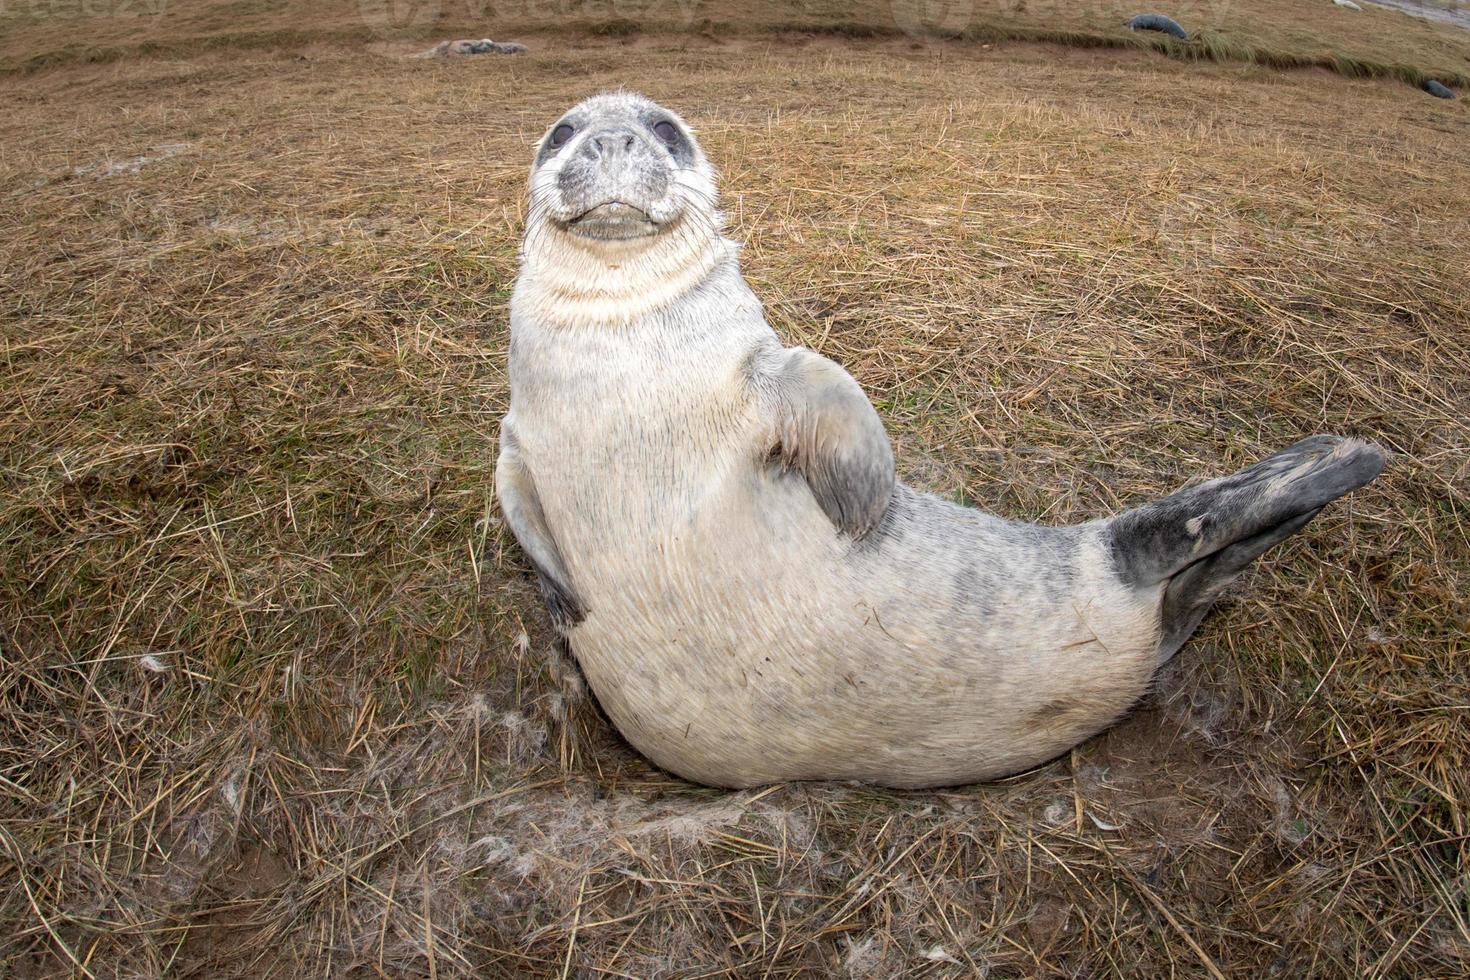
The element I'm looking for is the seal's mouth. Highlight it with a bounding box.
[565,201,660,241]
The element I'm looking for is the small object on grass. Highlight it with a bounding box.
[1332,0,1362,9]
[422,38,527,57]
[1422,79,1455,99]
[1124,13,1189,39]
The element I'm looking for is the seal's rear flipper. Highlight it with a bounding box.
[1107,436,1385,661]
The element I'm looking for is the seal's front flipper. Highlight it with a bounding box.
[760,346,896,539]
[1107,436,1385,660]
[496,427,585,630]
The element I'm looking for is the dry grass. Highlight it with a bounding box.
[3,0,1470,89]
[2,13,1469,980]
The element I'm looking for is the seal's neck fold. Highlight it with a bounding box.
[516,218,733,329]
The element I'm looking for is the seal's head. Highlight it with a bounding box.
[517,91,730,327]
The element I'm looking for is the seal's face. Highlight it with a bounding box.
[528,91,716,249]
[517,92,728,326]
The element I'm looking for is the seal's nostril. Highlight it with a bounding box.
[623,134,634,150]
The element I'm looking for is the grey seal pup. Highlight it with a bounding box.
[421,38,526,57]
[497,91,1385,789]
[1124,13,1189,39]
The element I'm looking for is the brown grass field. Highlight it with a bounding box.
[2,0,1469,976]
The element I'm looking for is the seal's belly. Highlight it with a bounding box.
[531,446,889,782]
[549,453,849,645]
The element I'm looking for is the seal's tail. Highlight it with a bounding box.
[1107,436,1385,661]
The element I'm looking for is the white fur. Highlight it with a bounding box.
[517,217,731,328]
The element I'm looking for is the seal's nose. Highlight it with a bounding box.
[554,120,670,220]
[582,128,638,162]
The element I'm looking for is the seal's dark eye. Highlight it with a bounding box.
[653,120,678,144]
[549,123,575,148]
